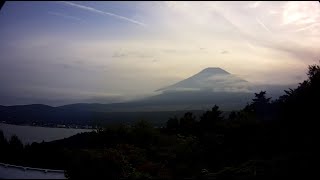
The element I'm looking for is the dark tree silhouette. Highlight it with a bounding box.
[65,148,134,179]
[179,112,196,134]
[166,116,179,130]
[0,130,9,161]
[200,105,223,131]
[244,91,272,121]
[9,135,23,151]
[228,111,237,121]
[0,130,7,147]
[132,119,158,147]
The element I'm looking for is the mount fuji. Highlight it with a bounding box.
[157,67,251,93]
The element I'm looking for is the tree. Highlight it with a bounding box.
[0,130,8,147]
[166,116,179,131]
[179,112,196,134]
[252,91,271,105]
[6,135,24,164]
[307,62,320,84]
[0,130,9,161]
[65,148,134,179]
[277,62,320,149]
[245,91,271,121]
[174,134,201,178]
[9,135,23,151]
[132,119,158,147]
[228,111,237,121]
[200,105,223,132]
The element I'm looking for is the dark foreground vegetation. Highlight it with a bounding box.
[1,62,319,179]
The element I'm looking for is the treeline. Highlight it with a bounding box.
[0,132,24,165]
[0,62,319,179]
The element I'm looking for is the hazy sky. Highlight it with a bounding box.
[0,1,319,106]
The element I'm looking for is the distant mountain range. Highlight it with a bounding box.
[0,67,297,126]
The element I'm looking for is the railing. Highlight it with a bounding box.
[0,162,66,179]
[0,162,64,173]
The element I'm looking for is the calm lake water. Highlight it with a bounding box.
[0,123,93,145]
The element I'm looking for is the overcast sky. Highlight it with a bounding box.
[0,1,319,106]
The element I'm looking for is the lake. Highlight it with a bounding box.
[0,123,93,144]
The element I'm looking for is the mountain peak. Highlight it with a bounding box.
[156,67,249,92]
[199,67,230,75]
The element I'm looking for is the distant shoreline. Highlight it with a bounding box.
[0,123,94,145]
[0,122,97,131]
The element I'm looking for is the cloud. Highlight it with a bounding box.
[221,50,229,54]
[161,49,195,54]
[281,1,320,26]
[255,17,272,33]
[2,1,320,105]
[0,83,126,106]
[294,23,320,32]
[162,49,177,53]
[112,52,127,58]
[248,1,262,9]
[61,1,147,27]
[112,50,154,58]
[48,11,84,23]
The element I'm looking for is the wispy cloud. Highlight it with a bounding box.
[294,23,320,32]
[61,1,147,27]
[255,17,272,33]
[281,1,320,26]
[245,41,256,50]
[48,11,84,23]
[248,1,262,9]
[112,50,154,58]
